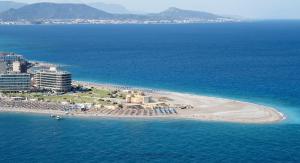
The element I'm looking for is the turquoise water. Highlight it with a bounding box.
[0,21,300,162]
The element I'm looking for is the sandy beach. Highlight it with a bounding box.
[156,91,285,123]
[0,81,285,124]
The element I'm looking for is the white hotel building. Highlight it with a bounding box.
[34,67,72,92]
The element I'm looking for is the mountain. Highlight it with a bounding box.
[150,7,225,20]
[0,3,237,24]
[0,1,26,12]
[88,2,130,14]
[115,7,228,21]
[0,2,112,20]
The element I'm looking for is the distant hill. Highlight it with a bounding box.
[0,2,112,20]
[88,2,130,14]
[0,3,237,23]
[0,1,26,13]
[150,7,225,20]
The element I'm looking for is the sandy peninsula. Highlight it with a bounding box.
[78,82,284,123]
[0,81,285,124]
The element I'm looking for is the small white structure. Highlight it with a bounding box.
[49,67,57,71]
[12,61,21,73]
[122,90,132,94]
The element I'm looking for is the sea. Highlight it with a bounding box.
[0,21,300,162]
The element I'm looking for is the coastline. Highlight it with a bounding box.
[0,80,285,124]
[0,107,285,124]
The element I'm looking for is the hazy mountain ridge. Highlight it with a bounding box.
[0,1,26,12]
[150,7,225,20]
[0,2,238,24]
[0,3,112,20]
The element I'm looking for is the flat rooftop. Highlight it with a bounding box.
[36,69,71,75]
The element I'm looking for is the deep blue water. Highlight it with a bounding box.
[0,113,300,163]
[0,21,300,162]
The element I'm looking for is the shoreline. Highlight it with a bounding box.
[0,106,285,124]
[0,80,285,124]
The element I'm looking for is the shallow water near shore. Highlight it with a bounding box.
[1,21,300,161]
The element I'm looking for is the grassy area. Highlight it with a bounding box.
[3,88,117,105]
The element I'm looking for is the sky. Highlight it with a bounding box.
[6,0,300,19]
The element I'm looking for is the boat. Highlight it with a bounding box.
[50,114,56,118]
[55,116,63,120]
